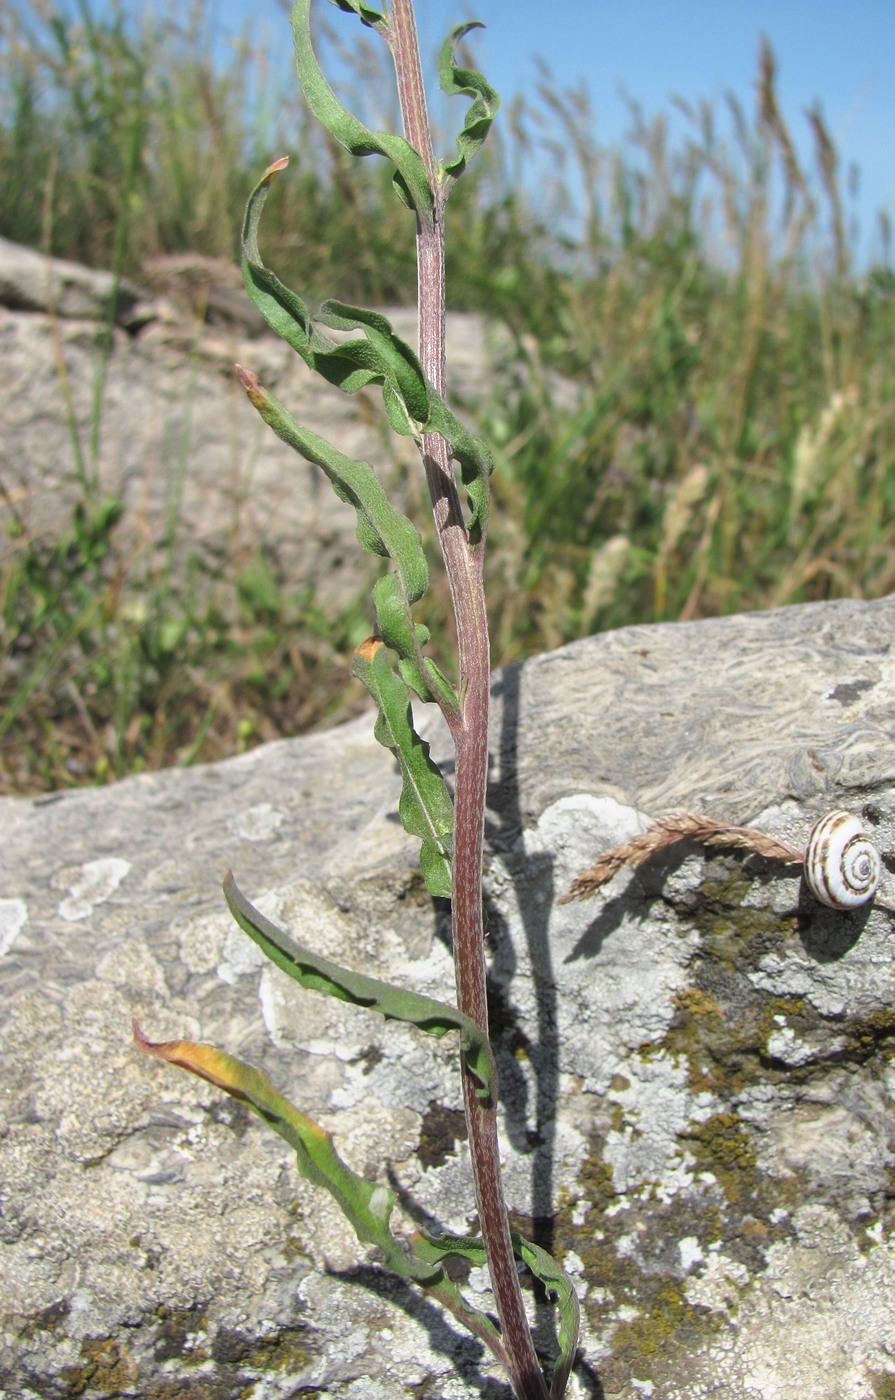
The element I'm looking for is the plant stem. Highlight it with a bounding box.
[386,6,549,1398]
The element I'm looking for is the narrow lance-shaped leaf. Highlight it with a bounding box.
[515,1236,580,1400]
[352,637,455,896]
[235,366,424,584]
[438,22,501,189]
[291,0,433,217]
[223,871,496,1103]
[235,366,449,706]
[133,1023,438,1283]
[241,165,493,546]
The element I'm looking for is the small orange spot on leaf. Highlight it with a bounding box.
[354,635,384,663]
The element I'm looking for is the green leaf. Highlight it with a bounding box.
[241,166,494,547]
[134,1023,438,1283]
[330,0,386,29]
[235,366,450,702]
[406,1232,506,1357]
[291,0,433,217]
[319,300,430,426]
[412,1231,579,1400]
[352,637,454,895]
[438,22,501,187]
[235,367,423,577]
[223,871,496,1103]
[236,365,457,706]
[515,1236,580,1400]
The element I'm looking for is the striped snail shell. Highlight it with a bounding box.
[804,811,881,909]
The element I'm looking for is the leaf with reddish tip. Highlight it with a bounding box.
[133,1022,438,1283]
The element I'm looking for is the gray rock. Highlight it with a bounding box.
[2,595,895,1399]
[0,236,145,324]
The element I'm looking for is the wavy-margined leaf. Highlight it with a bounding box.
[352,637,454,894]
[241,165,493,544]
[515,1236,580,1400]
[235,365,422,575]
[134,1024,438,1283]
[317,299,493,545]
[242,171,428,417]
[318,300,430,433]
[236,366,449,706]
[439,22,500,187]
[291,0,433,216]
[412,1231,579,1400]
[223,871,496,1102]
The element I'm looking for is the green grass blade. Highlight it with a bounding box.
[222,871,496,1102]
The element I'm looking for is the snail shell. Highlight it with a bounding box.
[804,811,881,909]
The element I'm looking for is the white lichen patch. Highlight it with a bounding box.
[750,943,895,1020]
[603,1050,715,1198]
[57,857,131,921]
[0,897,27,956]
[757,1086,891,1218]
[227,801,285,842]
[764,1017,835,1068]
[684,1250,749,1312]
[217,922,269,983]
[486,793,701,1096]
[678,1235,705,1272]
[176,908,232,974]
[691,1206,895,1399]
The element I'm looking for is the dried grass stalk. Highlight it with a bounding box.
[559,812,804,904]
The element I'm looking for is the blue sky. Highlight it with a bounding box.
[212,0,895,263]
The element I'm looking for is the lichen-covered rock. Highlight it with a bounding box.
[2,596,895,1399]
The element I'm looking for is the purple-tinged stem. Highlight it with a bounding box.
[385,5,550,1399]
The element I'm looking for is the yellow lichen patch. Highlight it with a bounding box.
[682,1111,758,1205]
[674,986,723,1019]
[60,1337,138,1394]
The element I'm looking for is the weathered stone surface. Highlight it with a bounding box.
[2,594,895,1399]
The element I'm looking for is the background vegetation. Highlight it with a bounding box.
[1,0,893,792]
